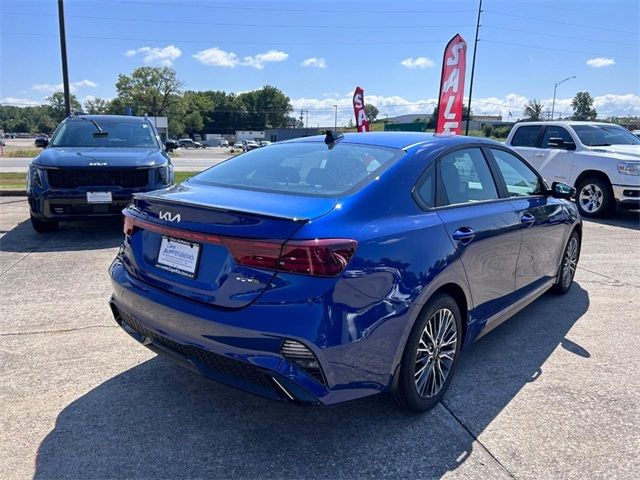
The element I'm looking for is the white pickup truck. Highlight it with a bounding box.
[505,121,640,217]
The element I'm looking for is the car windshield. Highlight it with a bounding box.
[572,125,640,146]
[50,118,159,148]
[190,141,404,197]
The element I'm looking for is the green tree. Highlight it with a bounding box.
[571,91,597,120]
[47,92,81,121]
[184,111,204,136]
[115,66,183,117]
[238,85,293,129]
[84,97,111,114]
[524,99,544,121]
[364,104,379,122]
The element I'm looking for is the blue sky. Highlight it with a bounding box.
[1,0,638,125]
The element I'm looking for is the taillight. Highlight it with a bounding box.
[279,239,357,276]
[226,238,357,277]
[222,238,281,270]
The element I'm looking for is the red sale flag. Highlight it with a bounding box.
[352,87,370,132]
[436,34,467,135]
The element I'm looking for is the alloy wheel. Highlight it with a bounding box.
[414,308,458,399]
[562,236,579,288]
[578,183,604,213]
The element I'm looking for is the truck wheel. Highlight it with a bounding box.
[575,177,614,218]
[30,214,58,233]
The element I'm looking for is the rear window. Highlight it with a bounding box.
[510,125,541,147]
[190,141,404,196]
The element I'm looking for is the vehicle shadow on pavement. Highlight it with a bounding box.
[33,285,589,479]
[0,218,123,253]
[582,208,639,230]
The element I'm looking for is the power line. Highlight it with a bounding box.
[481,39,637,59]
[483,25,633,47]
[96,0,476,15]
[0,32,450,46]
[484,10,638,35]
[2,11,474,30]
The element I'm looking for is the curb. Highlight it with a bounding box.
[0,190,27,196]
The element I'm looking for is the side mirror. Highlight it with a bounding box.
[547,137,576,150]
[550,181,575,199]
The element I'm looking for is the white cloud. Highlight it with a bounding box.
[0,97,43,107]
[241,50,288,69]
[194,48,289,69]
[31,79,98,94]
[125,45,182,66]
[301,57,327,68]
[290,92,640,127]
[586,57,615,68]
[400,57,435,69]
[193,47,239,67]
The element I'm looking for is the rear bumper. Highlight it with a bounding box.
[109,258,400,405]
[612,184,640,208]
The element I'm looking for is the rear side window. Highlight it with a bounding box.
[190,142,404,197]
[437,148,498,206]
[414,164,435,209]
[541,126,574,148]
[510,125,541,147]
[491,149,544,197]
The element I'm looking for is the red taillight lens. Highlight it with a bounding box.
[222,237,282,270]
[279,239,358,276]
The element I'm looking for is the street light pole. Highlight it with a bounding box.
[333,105,338,131]
[57,0,71,117]
[551,75,576,120]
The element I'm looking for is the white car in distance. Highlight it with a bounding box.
[505,121,640,217]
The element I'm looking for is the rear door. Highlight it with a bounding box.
[488,147,568,291]
[534,125,577,184]
[435,147,521,320]
[508,124,543,165]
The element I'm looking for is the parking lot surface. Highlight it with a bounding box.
[1,197,638,479]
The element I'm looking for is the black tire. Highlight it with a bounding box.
[30,214,58,233]
[393,293,462,412]
[550,230,580,294]
[575,176,615,218]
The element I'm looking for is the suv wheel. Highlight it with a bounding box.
[550,231,580,294]
[576,177,614,218]
[30,214,58,233]
[393,293,461,412]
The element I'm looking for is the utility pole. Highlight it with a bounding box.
[333,105,338,131]
[57,0,71,117]
[465,0,482,136]
[305,110,309,136]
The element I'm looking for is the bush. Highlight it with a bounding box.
[492,126,512,139]
[482,124,494,137]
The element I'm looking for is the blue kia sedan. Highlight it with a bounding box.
[109,132,581,411]
[28,114,173,233]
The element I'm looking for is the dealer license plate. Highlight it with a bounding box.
[86,191,112,204]
[156,236,201,278]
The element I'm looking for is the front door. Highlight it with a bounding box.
[489,147,568,292]
[531,125,576,184]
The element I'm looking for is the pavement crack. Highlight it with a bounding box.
[577,266,639,289]
[440,401,516,479]
[0,324,118,337]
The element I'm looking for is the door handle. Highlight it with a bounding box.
[520,213,536,227]
[452,227,475,245]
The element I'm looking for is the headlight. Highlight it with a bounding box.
[28,166,44,188]
[617,162,640,176]
[156,165,170,184]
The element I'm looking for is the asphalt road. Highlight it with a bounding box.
[0,148,234,173]
[1,198,639,479]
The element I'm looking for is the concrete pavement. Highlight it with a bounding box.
[1,198,638,479]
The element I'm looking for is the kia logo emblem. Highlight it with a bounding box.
[159,211,181,222]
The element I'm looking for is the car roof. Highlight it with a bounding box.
[284,132,504,150]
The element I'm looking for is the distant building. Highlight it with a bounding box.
[384,122,427,132]
[235,130,265,142]
[264,128,320,142]
[145,116,168,141]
